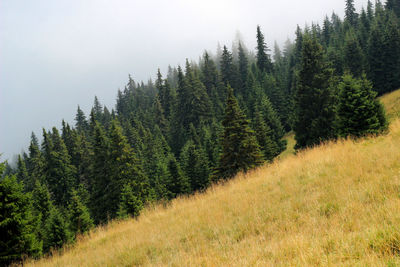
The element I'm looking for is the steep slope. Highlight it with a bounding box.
[27,91,400,266]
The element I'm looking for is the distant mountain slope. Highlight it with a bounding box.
[27,90,400,266]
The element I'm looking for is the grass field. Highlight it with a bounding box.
[26,91,400,267]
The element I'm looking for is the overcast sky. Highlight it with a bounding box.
[0,0,370,162]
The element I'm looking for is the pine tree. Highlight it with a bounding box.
[220,46,238,89]
[90,121,111,223]
[337,74,388,137]
[117,183,143,219]
[382,13,400,92]
[214,86,263,180]
[31,181,53,251]
[253,108,279,161]
[256,25,273,73]
[0,170,41,265]
[92,96,103,122]
[345,0,358,26]
[44,127,77,206]
[238,42,249,97]
[258,96,287,154]
[107,120,150,219]
[344,31,364,77]
[68,190,93,235]
[367,19,386,94]
[294,35,337,149]
[165,154,190,198]
[44,207,71,252]
[16,155,29,185]
[386,0,400,17]
[180,139,210,192]
[75,106,89,133]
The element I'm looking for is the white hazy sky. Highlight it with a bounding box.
[0,0,370,161]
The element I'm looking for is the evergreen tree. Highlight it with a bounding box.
[294,35,337,149]
[220,46,238,89]
[16,155,29,185]
[44,207,71,252]
[0,170,41,265]
[75,106,89,133]
[214,86,263,180]
[44,127,77,206]
[345,0,358,26]
[382,13,400,92]
[68,190,93,235]
[337,74,388,137]
[258,96,287,154]
[253,108,279,161]
[180,139,210,192]
[117,183,143,219]
[238,42,249,97]
[107,120,149,219]
[91,96,103,122]
[256,25,273,73]
[90,121,111,223]
[165,154,190,198]
[31,181,53,251]
[386,0,400,17]
[344,31,364,77]
[367,19,386,94]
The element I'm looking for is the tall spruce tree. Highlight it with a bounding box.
[42,128,77,206]
[108,120,150,218]
[345,0,358,26]
[220,46,238,89]
[75,106,89,133]
[344,31,364,77]
[256,25,273,73]
[294,35,337,149]
[214,86,263,180]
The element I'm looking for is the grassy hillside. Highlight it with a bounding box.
[27,91,400,266]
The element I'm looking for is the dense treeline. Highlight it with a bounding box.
[1,0,398,265]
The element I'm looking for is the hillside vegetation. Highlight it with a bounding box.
[26,91,400,266]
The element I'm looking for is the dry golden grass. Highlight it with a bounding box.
[380,89,400,120]
[27,90,400,267]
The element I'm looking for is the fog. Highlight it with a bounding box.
[0,0,370,161]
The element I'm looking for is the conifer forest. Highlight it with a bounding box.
[1,0,400,265]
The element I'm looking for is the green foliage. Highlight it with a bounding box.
[344,31,364,77]
[256,25,273,73]
[214,86,263,180]
[294,35,337,149]
[68,190,93,235]
[337,74,388,137]
[180,139,210,192]
[75,105,89,133]
[42,127,77,206]
[117,183,143,219]
[253,108,279,161]
[0,171,42,265]
[44,207,71,252]
[165,154,190,198]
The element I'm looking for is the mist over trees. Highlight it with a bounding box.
[1,0,398,264]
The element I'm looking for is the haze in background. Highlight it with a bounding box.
[0,0,369,161]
